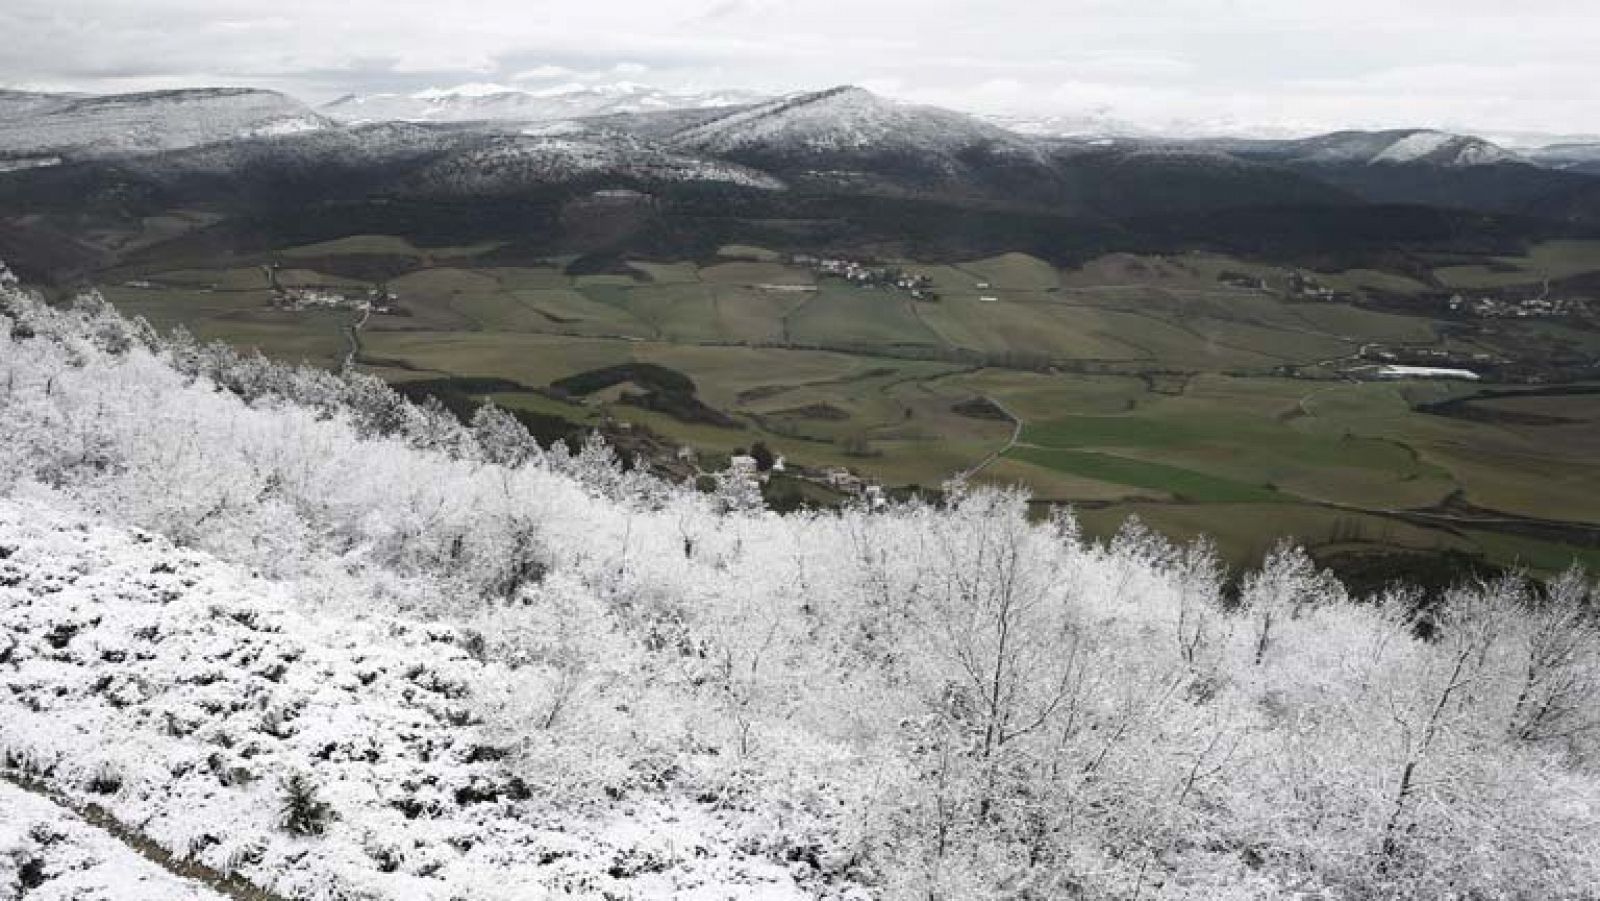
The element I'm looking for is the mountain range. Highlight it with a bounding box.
[0,87,328,163]
[321,82,769,125]
[2,83,1598,279]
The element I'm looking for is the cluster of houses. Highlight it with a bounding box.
[1360,344,1497,366]
[1347,344,1497,380]
[1217,270,1270,291]
[1285,271,1349,301]
[271,287,354,310]
[262,263,398,314]
[1218,269,1348,301]
[1448,293,1591,320]
[823,468,887,508]
[791,255,939,300]
[678,445,888,509]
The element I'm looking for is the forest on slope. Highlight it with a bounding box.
[2,264,1598,899]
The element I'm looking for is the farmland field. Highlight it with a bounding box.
[91,237,1600,574]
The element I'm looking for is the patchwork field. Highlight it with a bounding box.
[93,238,1600,574]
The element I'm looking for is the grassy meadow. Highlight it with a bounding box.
[98,236,1600,574]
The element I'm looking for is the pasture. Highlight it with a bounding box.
[100,238,1600,574]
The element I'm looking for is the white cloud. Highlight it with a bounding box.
[1,0,1596,134]
[511,65,575,81]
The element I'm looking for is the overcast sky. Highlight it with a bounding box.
[4,0,1597,137]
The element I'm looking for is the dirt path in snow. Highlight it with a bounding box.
[0,770,288,901]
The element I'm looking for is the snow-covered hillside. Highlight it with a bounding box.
[2,272,1599,900]
[0,88,329,162]
[1528,142,1600,173]
[1,782,229,900]
[99,120,785,201]
[406,134,786,195]
[1368,131,1520,166]
[670,86,1041,164]
[0,90,86,122]
[0,493,827,900]
[323,83,767,125]
[1282,129,1523,167]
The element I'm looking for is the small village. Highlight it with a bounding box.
[263,263,398,314]
[1335,343,1506,381]
[791,254,940,300]
[1448,292,1593,319]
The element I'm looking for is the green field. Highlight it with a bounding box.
[1436,240,1600,289]
[99,238,1600,575]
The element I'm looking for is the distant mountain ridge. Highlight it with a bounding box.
[321,82,769,124]
[0,87,329,163]
[3,83,1600,281]
[1205,129,1526,168]
[1527,143,1600,175]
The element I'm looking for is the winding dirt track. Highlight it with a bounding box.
[0,770,288,901]
[958,395,1023,480]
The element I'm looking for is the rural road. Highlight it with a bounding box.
[958,396,1023,480]
[340,306,371,372]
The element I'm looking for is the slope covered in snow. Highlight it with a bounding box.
[0,90,85,122]
[0,88,330,162]
[1368,131,1521,166]
[323,83,767,125]
[405,134,786,196]
[1,273,1599,900]
[662,86,1069,204]
[670,86,1038,163]
[0,493,826,901]
[0,782,229,901]
[65,120,785,208]
[1217,129,1526,168]
[1527,142,1600,174]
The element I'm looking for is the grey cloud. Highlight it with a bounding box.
[0,0,1596,134]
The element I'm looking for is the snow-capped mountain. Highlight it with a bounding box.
[981,111,1322,141]
[1328,130,1522,167]
[47,119,785,214]
[670,86,1036,161]
[1213,129,1525,168]
[403,134,786,197]
[983,111,1155,140]
[0,89,87,121]
[321,83,768,125]
[1190,128,1593,215]
[1526,143,1600,175]
[657,86,1354,215]
[0,88,329,163]
[4,79,1600,258]
[657,85,1084,208]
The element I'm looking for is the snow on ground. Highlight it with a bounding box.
[0,781,228,900]
[411,135,787,194]
[322,84,768,125]
[1373,364,1480,380]
[1371,131,1519,166]
[0,492,837,901]
[0,88,331,161]
[0,156,61,173]
[1371,131,1457,164]
[671,86,1038,163]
